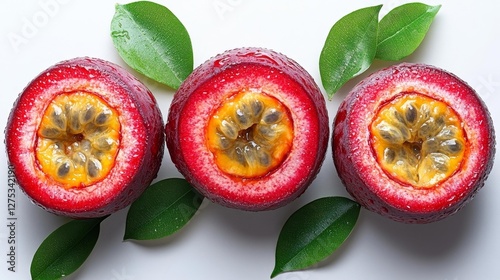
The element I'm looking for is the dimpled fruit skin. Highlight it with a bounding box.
[166,47,329,211]
[333,63,495,223]
[5,57,164,218]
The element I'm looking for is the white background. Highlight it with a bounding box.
[1,0,500,279]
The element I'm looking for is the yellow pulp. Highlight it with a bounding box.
[207,91,293,178]
[370,93,466,188]
[36,92,120,188]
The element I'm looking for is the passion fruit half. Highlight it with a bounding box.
[5,57,164,218]
[333,63,495,224]
[166,47,329,211]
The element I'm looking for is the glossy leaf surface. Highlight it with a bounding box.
[31,217,105,280]
[271,197,361,278]
[124,178,204,240]
[111,1,193,89]
[320,5,382,98]
[376,3,441,60]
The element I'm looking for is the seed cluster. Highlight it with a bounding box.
[207,91,293,178]
[370,93,466,188]
[36,92,120,188]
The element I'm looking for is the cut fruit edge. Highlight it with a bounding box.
[5,57,164,218]
[333,63,495,222]
[167,48,329,210]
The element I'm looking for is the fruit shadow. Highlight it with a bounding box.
[204,168,353,241]
[208,201,295,240]
[362,193,485,261]
[294,187,488,274]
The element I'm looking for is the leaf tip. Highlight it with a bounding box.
[114,2,124,11]
[122,234,131,242]
[270,267,282,279]
[428,4,442,15]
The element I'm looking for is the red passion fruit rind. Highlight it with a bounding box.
[5,57,164,219]
[166,47,329,211]
[333,63,495,223]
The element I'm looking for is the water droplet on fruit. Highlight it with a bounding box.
[214,57,229,67]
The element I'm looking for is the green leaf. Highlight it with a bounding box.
[271,197,361,278]
[124,178,204,240]
[111,1,193,89]
[376,3,441,61]
[31,217,106,280]
[319,5,382,98]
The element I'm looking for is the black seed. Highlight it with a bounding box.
[377,123,404,144]
[96,137,112,151]
[258,125,276,140]
[396,124,410,140]
[422,138,439,154]
[81,139,92,151]
[220,119,238,139]
[82,107,95,123]
[441,139,462,155]
[87,159,100,178]
[95,112,110,125]
[218,135,231,150]
[436,161,448,172]
[394,111,405,124]
[70,114,81,133]
[418,121,435,138]
[41,128,61,138]
[95,126,108,134]
[420,104,430,120]
[84,123,98,134]
[258,152,270,167]
[430,153,449,172]
[380,131,393,141]
[242,145,255,162]
[436,116,445,127]
[263,109,282,124]
[405,104,417,124]
[94,151,104,160]
[57,162,71,178]
[438,165,448,172]
[236,108,250,126]
[251,100,263,116]
[398,148,408,160]
[53,141,64,150]
[233,146,247,166]
[384,148,396,163]
[424,116,446,138]
[52,112,66,130]
[437,126,456,139]
[72,152,87,165]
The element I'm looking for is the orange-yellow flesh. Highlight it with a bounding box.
[370,93,466,188]
[36,92,120,188]
[206,91,293,178]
